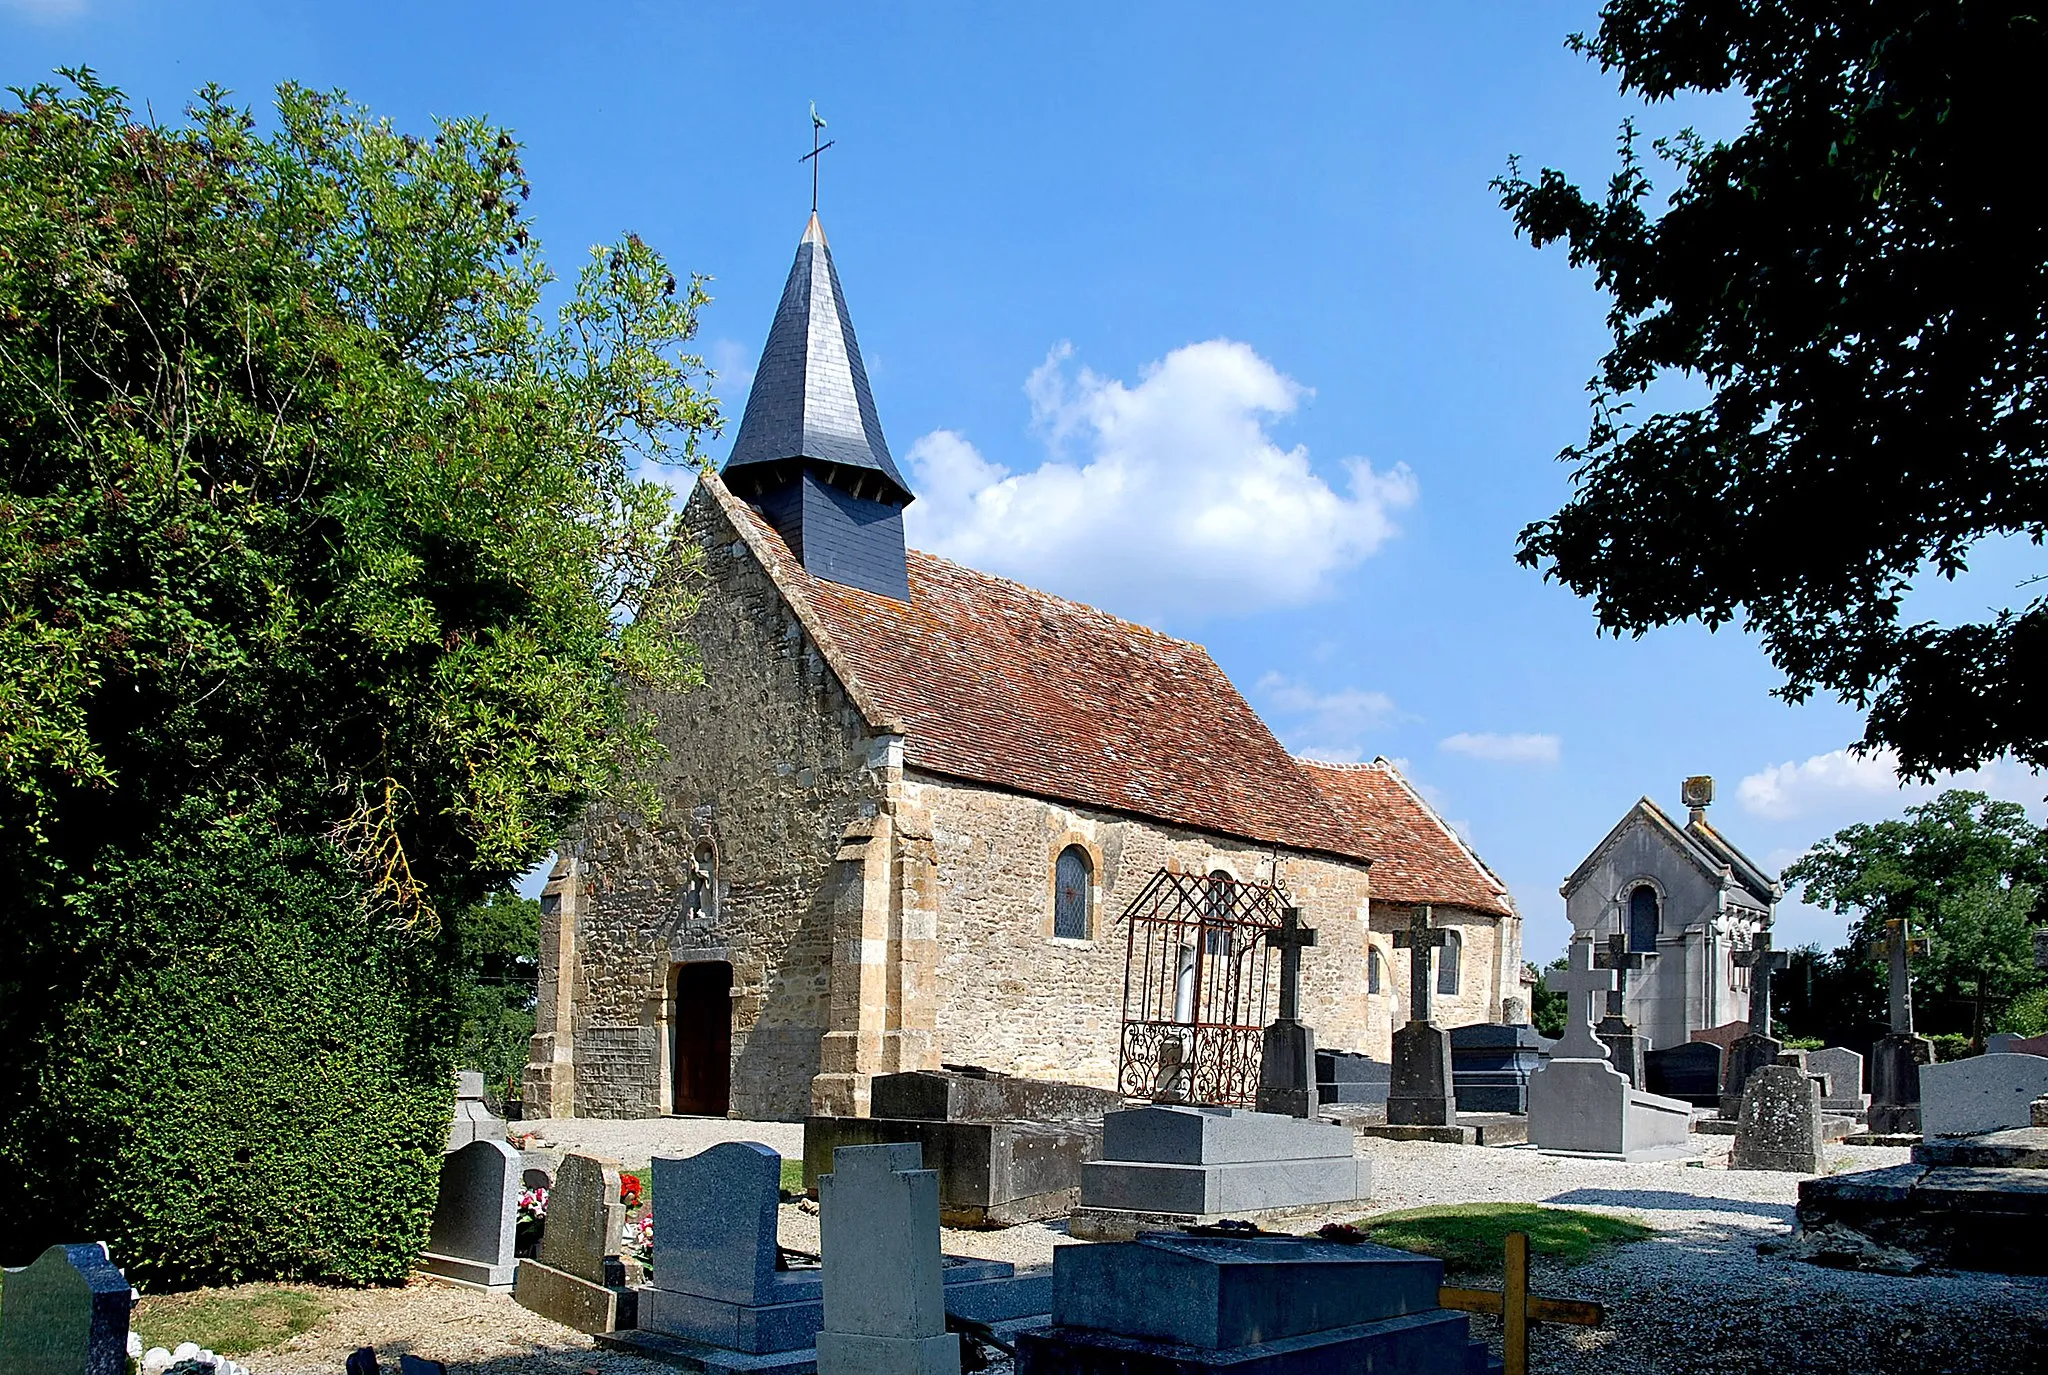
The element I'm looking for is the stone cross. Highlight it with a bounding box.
[1732,929,1791,1038]
[1595,932,1645,1021]
[1393,905,1453,1026]
[1548,936,1616,1061]
[1866,917,1929,1035]
[1265,905,1318,1022]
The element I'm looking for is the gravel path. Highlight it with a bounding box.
[243,1121,2048,1375]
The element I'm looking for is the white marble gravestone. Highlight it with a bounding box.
[0,1243,133,1375]
[816,1143,960,1375]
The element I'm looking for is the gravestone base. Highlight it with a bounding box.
[816,1330,959,1375]
[802,1117,1096,1228]
[419,1252,517,1292]
[514,1257,637,1334]
[1385,1023,1457,1128]
[1350,1113,1528,1147]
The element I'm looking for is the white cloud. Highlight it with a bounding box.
[1256,672,1398,763]
[1439,732,1560,765]
[1737,747,2048,822]
[903,340,1416,623]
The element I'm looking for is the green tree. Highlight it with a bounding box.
[1782,791,2048,1041]
[1497,3,2048,780]
[454,888,542,1110]
[1529,956,1568,1038]
[0,72,717,1282]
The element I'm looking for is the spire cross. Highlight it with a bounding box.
[799,102,836,214]
[1732,928,1791,1037]
[1393,905,1453,1026]
[1265,905,1318,1022]
[1595,931,1645,1019]
[1550,936,1617,1061]
[1867,916,1930,1035]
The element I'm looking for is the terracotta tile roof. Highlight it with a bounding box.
[1299,758,1516,917]
[703,473,1368,862]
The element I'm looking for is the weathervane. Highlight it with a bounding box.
[800,101,835,214]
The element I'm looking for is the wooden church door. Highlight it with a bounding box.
[671,960,733,1116]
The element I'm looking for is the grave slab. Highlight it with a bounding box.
[1796,1164,2048,1275]
[421,1138,521,1291]
[1921,1055,2048,1137]
[1013,1233,1494,1375]
[1527,1059,1694,1161]
[0,1243,132,1375]
[1313,1050,1390,1107]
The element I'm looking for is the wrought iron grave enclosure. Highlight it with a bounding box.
[1116,869,1287,1105]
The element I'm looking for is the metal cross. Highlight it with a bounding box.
[1265,904,1318,1022]
[1393,905,1453,1026]
[1733,928,1791,1037]
[1595,932,1645,1020]
[1867,916,1930,1035]
[1548,936,1617,1061]
[799,101,836,214]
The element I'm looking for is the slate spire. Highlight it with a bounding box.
[723,214,914,601]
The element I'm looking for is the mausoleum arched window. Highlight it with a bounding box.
[1437,929,1462,996]
[1628,884,1660,953]
[1054,845,1093,939]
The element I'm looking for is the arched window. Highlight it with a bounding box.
[1368,946,1384,995]
[1054,845,1093,939]
[1437,929,1462,996]
[1628,885,1660,954]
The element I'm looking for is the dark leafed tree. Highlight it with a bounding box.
[1498,3,2048,779]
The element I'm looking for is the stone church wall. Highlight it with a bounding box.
[561,488,890,1120]
[908,772,1514,1080]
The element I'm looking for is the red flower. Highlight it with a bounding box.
[620,1173,643,1207]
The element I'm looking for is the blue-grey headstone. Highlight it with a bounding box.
[0,1243,133,1375]
[652,1141,782,1303]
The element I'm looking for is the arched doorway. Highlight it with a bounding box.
[671,960,733,1116]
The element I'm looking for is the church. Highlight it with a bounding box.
[1561,777,1780,1051]
[524,213,1524,1122]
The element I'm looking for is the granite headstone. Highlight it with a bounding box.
[1644,1041,1723,1108]
[0,1243,132,1375]
[815,1144,960,1375]
[513,1152,636,1333]
[1920,1054,2048,1137]
[421,1138,521,1290]
[1807,1047,1868,1115]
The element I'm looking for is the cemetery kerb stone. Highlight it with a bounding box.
[626,1141,1046,1365]
[420,1138,521,1290]
[1526,936,1692,1161]
[1730,1059,1827,1173]
[1012,1232,1495,1375]
[1254,905,1319,1119]
[804,1068,1118,1228]
[0,1243,132,1375]
[816,1144,960,1375]
[1447,1023,1544,1114]
[1387,906,1457,1127]
[1920,1055,2048,1137]
[512,1152,637,1334]
[1070,1106,1372,1241]
[1644,1041,1724,1108]
[1807,1047,1869,1115]
[1314,1049,1390,1107]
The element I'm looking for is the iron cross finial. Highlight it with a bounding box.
[800,102,836,215]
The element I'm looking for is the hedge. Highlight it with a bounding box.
[0,796,455,1288]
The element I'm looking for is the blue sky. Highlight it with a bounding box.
[10,2,2041,961]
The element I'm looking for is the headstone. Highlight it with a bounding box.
[448,1069,508,1151]
[1314,1049,1390,1106]
[1387,906,1456,1127]
[1985,1032,2048,1058]
[1013,1233,1494,1375]
[420,1138,521,1290]
[1920,1055,2048,1137]
[1070,1106,1372,1241]
[1730,1058,1826,1173]
[1502,993,1530,1025]
[1254,905,1318,1119]
[1720,929,1790,1118]
[0,1243,132,1375]
[1808,1048,1869,1115]
[634,1142,1046,1360]
[1644,1042,1724,1108]
[1690,1020,1749,1054]
[1448,1023,1544,1114]
[1594,933,1649,1088]
[512,1152,637,1334]
[815,1144,959,1375]
[1526,937,1692,1160]
[1867,918,1936,1135]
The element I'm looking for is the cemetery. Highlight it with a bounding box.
[7,10,2048,1375]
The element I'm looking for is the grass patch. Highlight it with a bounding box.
[781,1158,807,1196]
[132,1285,333,1357]
[1352,1203,1651,1275]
